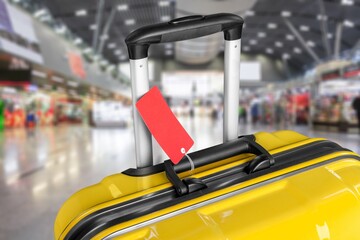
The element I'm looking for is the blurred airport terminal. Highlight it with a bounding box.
[0,0,359,239]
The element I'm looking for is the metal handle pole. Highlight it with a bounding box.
[130,58,153,168]
[223,39,241,142]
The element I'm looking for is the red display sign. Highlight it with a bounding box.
[68,52,86,79]
[321,69,341,81]
[343,64,360,78]
[136,86,194,164]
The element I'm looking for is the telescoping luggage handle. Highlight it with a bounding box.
[126,13,244,168]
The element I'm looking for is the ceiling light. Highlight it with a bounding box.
[55,26,66,34]
[83,47,92,54]
[117,4,128,11]
[275,41,283,47]
[74,38,83,45]
[341,0,354,5]
[243,46,250,51]
[294,47,302,54]
[108,43,116,49]
[245,10,255,16]
[34,9,47,18]
[307,40,315,47]
[266,48,273,54]
[100,34,109,40]
[93,55,100,61]
[249,39,257,45]
[281,11,292,17]
[286,34,295,40]
[159,1,170,7]
[327,33,333,39]
[165,43,172,49]
[100,60,108,66]
[317,14,327,21]
[344,19,354,27]
[300,25,309,31]
[75,9,87,16]
[125,19,135,26]
[161,15,171,21]
[282,53,290,59]
[165,50,173,55]
[268,23,277,29]
[258,32,266,38]
[90,24,97,30]
[40,15,51,22]
[115,49,122,55]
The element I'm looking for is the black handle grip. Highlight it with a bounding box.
[173,135,273,173]
[125,13,244,59]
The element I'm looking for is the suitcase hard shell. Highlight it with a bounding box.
[54,13,360,239]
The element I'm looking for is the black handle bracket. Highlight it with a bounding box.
[240,136,275,173]
[164,160,207,196]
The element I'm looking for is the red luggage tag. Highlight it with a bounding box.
[136,86,194,164]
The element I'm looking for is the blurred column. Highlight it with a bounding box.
[317,0,332,57]
[92,0,105,51]
[334,22,343,60]
[284,19,321,64]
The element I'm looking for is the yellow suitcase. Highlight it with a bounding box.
[55,13,360,239]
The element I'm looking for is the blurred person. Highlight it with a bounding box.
[238,103,247,124]
[274,97,287,129]
[352,94,360,133]
[250,102,259,125]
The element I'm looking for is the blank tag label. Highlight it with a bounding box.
[136,86,194,164]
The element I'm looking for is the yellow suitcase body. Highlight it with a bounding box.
[55,130,360,239]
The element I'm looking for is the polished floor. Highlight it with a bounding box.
[1,117,360,239]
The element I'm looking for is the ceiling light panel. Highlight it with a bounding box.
[266,48,273,54]
[117,4,128,11]
[159,1,170,7]
[74,38,83,45]
[268,23,277,29]
[258,32,266,38]
[75,9,87,16]
[161,15,170,22]
[245,10,255,16]
[286,34,295,40]
[108,43,116,49]
[307,41,315,47]
[300,25,309,31]
[125,19,136,26]
[344,20,354,27]
[294,47,302,54]
[282,53,290,59]
[341,0,354,5]
[275,41,283,47]
[281,11,291,17]
[249,39,257,45]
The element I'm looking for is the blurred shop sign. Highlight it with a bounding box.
[162,71,221,98]
[9,57,29,69]
[321,69,341,81]
[0,69,31,86]
[240,62,261,81]
[0,0,43,64]
[68,52,86,79]
[343,63,360,78]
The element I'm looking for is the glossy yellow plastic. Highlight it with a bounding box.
[54,130,360,240]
